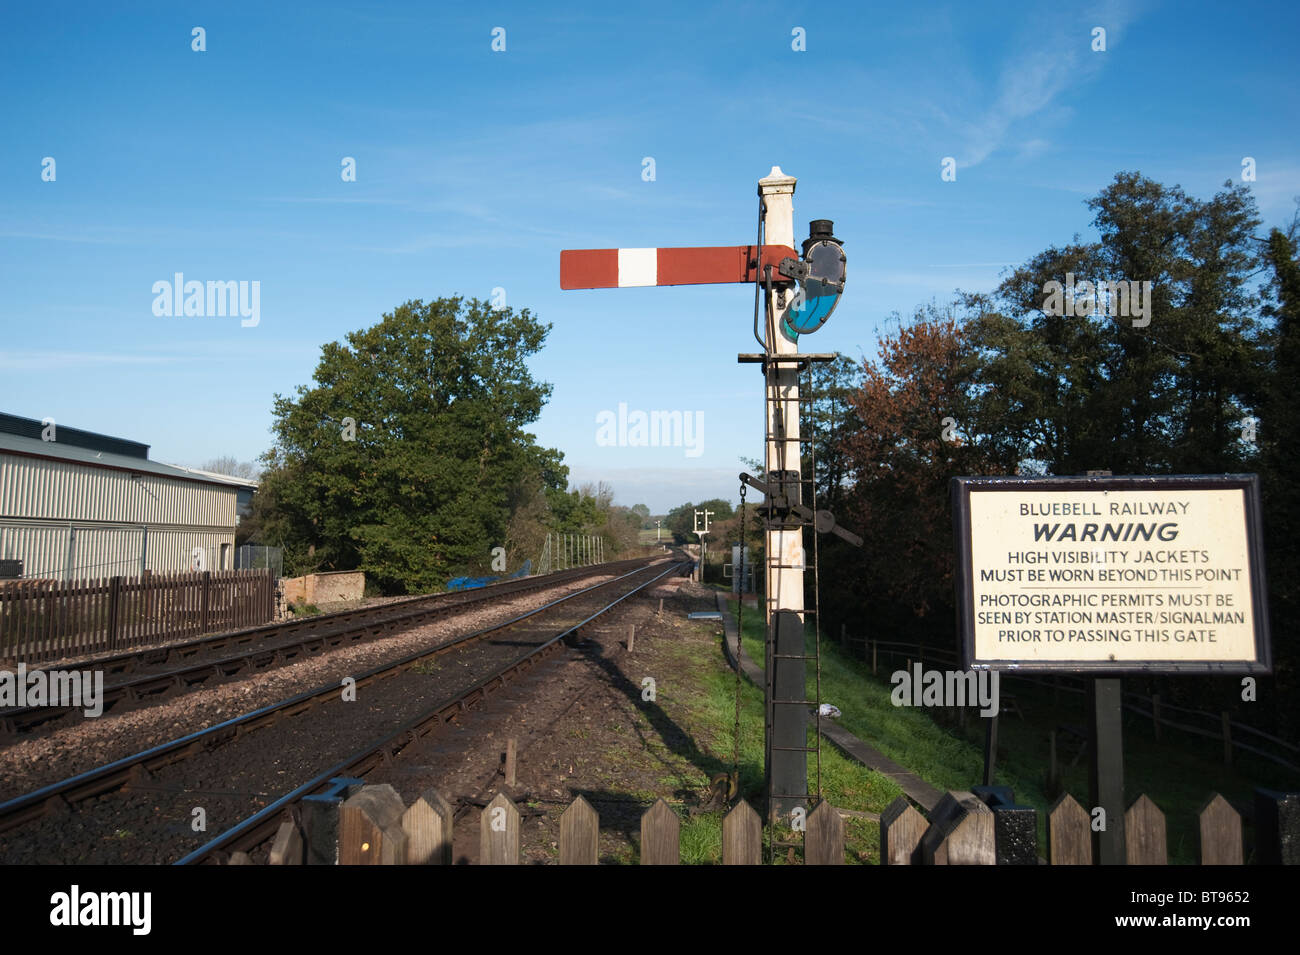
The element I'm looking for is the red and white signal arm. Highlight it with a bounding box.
[560,245,798,289]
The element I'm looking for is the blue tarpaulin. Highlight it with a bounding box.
[445,559,532,591]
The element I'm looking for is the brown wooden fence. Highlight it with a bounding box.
[231,782,1297,864]
[0,569,275,664]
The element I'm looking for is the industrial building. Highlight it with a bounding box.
[0,412,256,581]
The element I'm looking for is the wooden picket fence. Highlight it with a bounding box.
[0,569,275,663]
[880,789,1257,865]
[235,782,1297,865]
[238,785,841,865]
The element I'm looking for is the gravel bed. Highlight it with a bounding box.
[0,565,668,864]
[0,574,617,803]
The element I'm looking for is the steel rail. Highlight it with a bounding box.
[0,560,678,836]
[176,559,689,864]
[0,557,656,733]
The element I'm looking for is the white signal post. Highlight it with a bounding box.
[759,169,805,632]
[758,168,809,822]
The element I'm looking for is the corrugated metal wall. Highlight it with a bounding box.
[0,454,235,525]
[0,522,235,579]
[0,454,240,580]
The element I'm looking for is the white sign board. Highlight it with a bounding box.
[952,475,1271,673]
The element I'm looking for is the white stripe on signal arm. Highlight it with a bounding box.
[617,248,657,287]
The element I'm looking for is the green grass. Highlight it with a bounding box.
[724,596,1300,863]
[647,612,905,863]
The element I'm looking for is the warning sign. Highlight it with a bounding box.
[952,475,1271,673]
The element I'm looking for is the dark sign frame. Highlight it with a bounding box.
[951,474,1272,674]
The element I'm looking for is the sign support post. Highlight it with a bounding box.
[1087,676,1126,864]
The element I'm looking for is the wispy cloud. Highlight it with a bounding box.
[957,2,1142,169]
[0,351,179,370]
[926,262,1019,268]
[0,230,127,245]
[258,196,413,206]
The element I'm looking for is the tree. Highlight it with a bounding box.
[805,353,863,514]
[1256,220,1300,738]
[252,297,564,592]
[832,301,1018,630]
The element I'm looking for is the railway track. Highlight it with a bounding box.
[0,557,659,734]
[0,558,688,864]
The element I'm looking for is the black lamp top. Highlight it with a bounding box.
[803,219,842,255]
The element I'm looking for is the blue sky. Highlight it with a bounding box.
[2,1,1297,513]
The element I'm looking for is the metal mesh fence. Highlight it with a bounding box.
[235,544,283,578]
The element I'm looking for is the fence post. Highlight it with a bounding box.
[640,799,680,865]
[1047,793,1091,865]
[880,796,927,865]
[339,784,408,865]
[480,793,521,864]
[722,799,762,865]
[560,796,600,865]
[403,788,454,865]
[45,579,58,662]
[106,576,122,651]
[270,820,305,865]
[919,791,995,865]
[1125,794,1167,865]
[199,570,211,633]
[1198,793,1243,865]
[805,801,844,865]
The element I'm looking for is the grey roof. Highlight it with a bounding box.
[160,463,259,489]
[0,431,254,489]
[0,411,149,459]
